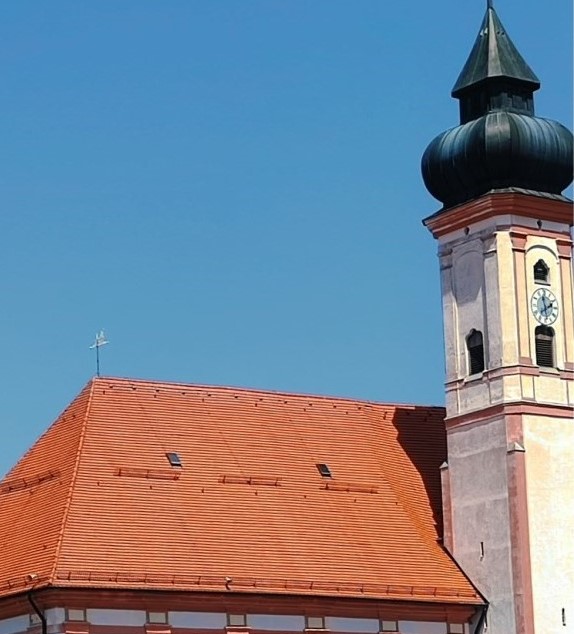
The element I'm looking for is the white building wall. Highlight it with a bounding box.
[0,610,465,634]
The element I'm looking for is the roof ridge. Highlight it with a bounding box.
[48,379,96,585]
[93,375,445,410]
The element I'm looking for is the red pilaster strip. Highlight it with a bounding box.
[506,434,534,634]
[440,463,453,555]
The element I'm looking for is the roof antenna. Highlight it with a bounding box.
[89,330,109,377]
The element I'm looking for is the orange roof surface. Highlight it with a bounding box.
[0,377,480,605]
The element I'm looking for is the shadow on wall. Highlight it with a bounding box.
[391,406,446,538]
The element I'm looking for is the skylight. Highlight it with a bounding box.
[166,452,182,467]
[316,463,332,478]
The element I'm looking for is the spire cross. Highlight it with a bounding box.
[89,330,109,377]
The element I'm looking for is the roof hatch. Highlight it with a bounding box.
[166,452,182,467]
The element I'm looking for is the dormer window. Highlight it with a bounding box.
[533,259,549,284]
[535,325,555,367]
[466,329,485,375]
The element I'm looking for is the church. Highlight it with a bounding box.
[0,4,572,634]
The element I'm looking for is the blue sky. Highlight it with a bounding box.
[0,1,571,477]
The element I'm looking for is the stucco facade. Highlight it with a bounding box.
[427,193,574,634]
[523,414,574,631]
[0,607,471,634]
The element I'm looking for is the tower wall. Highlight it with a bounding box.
[445,415,516,632]
[427,193,574,634]
[523,414,574,631]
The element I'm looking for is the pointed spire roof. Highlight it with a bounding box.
[452,2,540,97]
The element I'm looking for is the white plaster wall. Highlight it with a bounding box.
[483,235,502,370]
[447,417,516,633]
[168,613,226,629]
[494,232,520,368]
[458,377,489,413]
[524,414,574,633]
[250,616,305,631]
[499,375,522,402]
[397,622,446,634]
[0,609,66,634]
[45,610,65,627]
[440,233,491,417]
[452,240,486,378]
[533,372,568,405]
[324,618,379,632]
[439,218,573,415]
[87,609,146,626]
[0,610,462,634]
[0,615,28,634]
[438,214,568,245]
[439,249,457,386]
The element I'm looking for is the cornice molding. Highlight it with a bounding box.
[0,587,481,625]
[424,193,573,239]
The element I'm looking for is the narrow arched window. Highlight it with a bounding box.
[535,325,555,367]
[533,259,549,284]
[466,329,485,375]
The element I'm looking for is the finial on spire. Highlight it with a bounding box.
[487,0,494,9]
[89,330,109,377]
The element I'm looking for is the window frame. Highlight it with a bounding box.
[533,259,550,284]
[227,615,247,628]
[535,325,555,368]
[305,616,326,630]
[466,329,485,375]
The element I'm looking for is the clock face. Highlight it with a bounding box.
[531,288,559,325]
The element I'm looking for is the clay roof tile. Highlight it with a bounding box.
[0,377,481,605]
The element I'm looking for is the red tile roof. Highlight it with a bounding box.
[0,377,481,605]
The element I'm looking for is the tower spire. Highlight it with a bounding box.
[452,2,539,114]
[421,3,572,209]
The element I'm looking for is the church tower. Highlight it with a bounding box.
[421,4,573,633]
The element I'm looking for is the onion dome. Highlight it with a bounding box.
[421,2,573,209]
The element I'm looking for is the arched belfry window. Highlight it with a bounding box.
[533,259,549,284]
[535,325,555,367]
[466,329,485,375]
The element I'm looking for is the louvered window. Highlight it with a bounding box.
[534,259,549,283]
[467,329,485,375]
[535,326,555,367]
